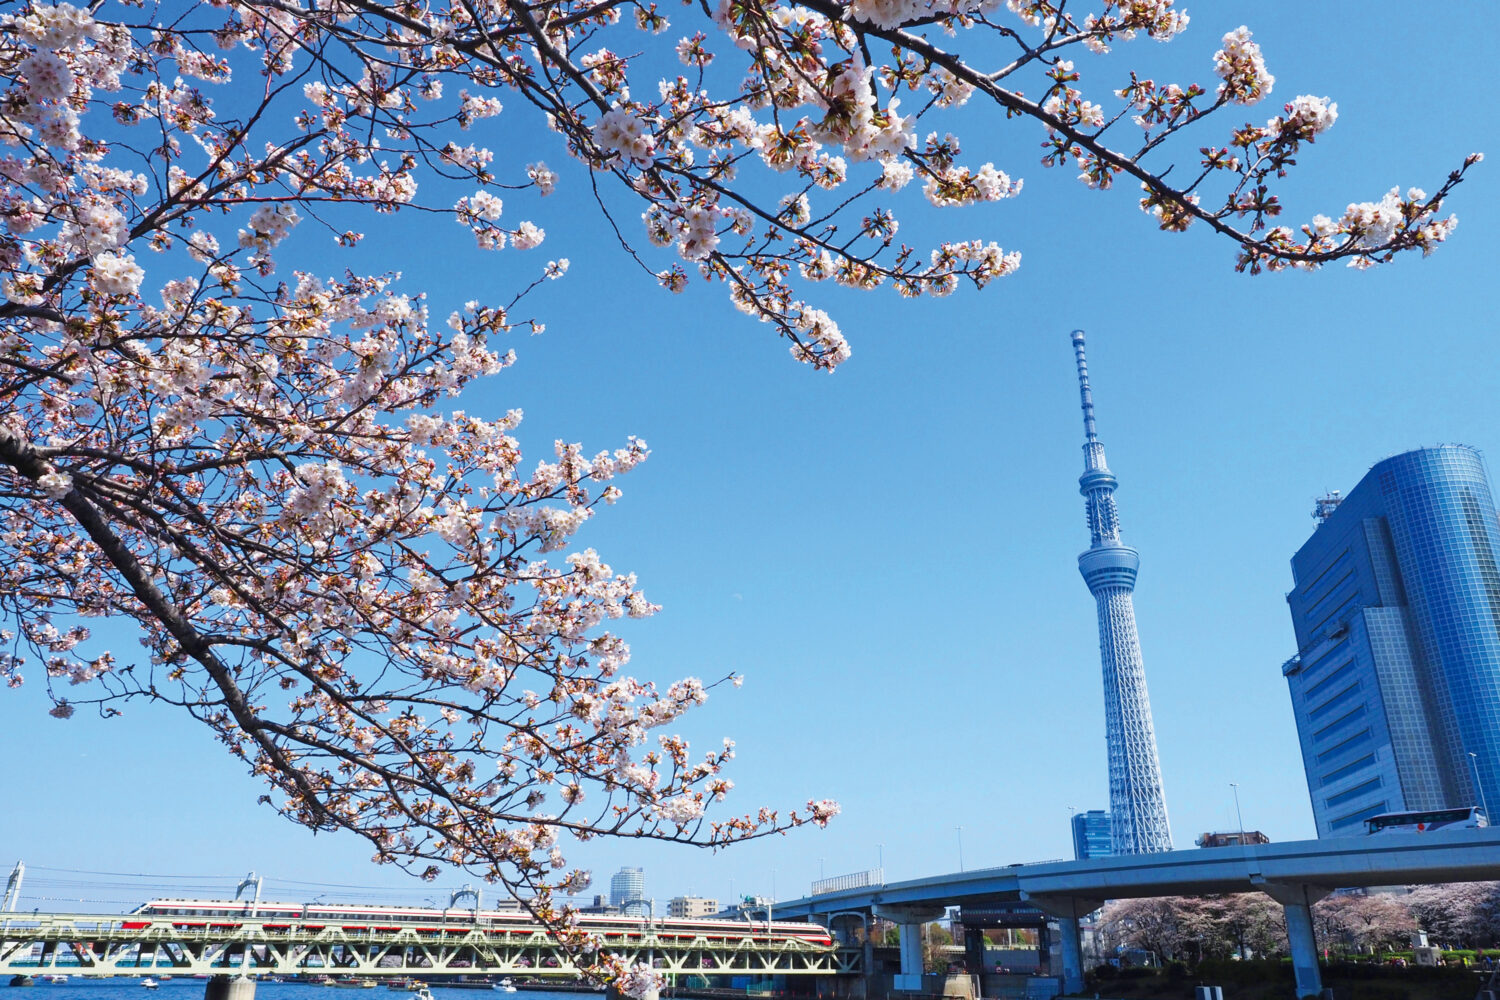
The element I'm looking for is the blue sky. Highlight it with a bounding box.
[4,1,1499,913]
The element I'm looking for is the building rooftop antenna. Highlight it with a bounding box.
[1313,491,1343,524]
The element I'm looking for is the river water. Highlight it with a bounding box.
[7,981,593,1000]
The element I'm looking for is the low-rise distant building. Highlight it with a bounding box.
[1195,830,1270,848]
[716,896,772,920]
[667,896,718,919]
[576,893,623,915]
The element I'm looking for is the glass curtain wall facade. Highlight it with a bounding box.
[1283,446,1500,836]
[1071,810,1112,860]
[610,867,646,915]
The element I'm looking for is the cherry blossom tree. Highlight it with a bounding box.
[1406,883,1500,949]
[1098,896,1196,962]
[0,0,1480,988]
[1313,893,1416,956]
[1098,895,1288,964]
[1226,894,1286,961]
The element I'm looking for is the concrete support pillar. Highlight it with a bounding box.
[1256,882,1331,999]
[1020,893,1102,997]
[1281,899,1321,998]
[1282,901,1320,998]
[1054,916,1082,992]
[205,977,256,1000]
[873,904,945,992]
[962,926,986,977]
[897,924,922,989]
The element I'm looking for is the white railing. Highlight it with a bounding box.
[809,869,883,896]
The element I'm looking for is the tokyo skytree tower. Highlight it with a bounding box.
[1070,329,1173,855]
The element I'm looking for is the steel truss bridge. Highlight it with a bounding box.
[0,913,837,979]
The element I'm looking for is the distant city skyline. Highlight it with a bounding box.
[1283,445,1500,836]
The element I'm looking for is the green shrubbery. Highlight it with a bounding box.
[1083,956,1485,1000]
[1193,959,1294,985]
[1322,960,1476,985]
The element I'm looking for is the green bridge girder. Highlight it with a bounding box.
[0,913,839,979]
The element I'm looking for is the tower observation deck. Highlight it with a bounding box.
[1070,330,1172,854]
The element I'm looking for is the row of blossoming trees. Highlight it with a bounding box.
[1097,884,1500,964]
[0,0,1479,991]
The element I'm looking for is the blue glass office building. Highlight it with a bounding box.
[1071,810,1112,860]
[1283,446,1500,836]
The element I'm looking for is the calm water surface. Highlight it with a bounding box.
[8,981,590,1000]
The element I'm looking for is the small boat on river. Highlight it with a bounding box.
[142,979,160,990]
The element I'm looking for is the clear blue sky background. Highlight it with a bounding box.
[4,2,1498,913]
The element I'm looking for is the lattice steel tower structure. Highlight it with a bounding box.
[1070,329,1173,854]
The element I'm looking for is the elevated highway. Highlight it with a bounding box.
[776,829,1500,997]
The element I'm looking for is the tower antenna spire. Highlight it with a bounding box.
[1072,329,1098,445]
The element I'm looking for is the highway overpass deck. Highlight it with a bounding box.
[774,829,1500,998]
[776,828,1500,916]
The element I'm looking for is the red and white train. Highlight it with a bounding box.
[125,898,832,947]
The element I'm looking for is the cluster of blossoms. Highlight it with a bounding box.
[1275,94,1338,140]
[1213,26,1274,105]
[1081,0,1189,53]
[593,106,658,169]
[923,163,1022,206]
[89,251,144,296]
[1292,185,1460,272]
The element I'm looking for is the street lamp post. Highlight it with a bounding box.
[956,826,964,873]
[1230,783,1246,844]
[1469,753,1492,821]
[769,870,776,931]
